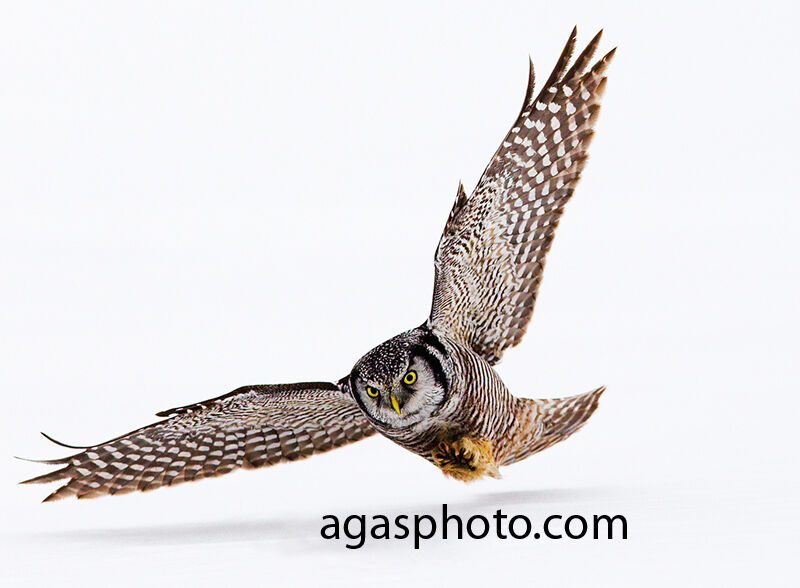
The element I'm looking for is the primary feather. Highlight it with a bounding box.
[20,29,614,499]
[21,383,375,501]
[430,29,615,364]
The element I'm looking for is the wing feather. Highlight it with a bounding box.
[20,382,375,501]
[429,30,615,363]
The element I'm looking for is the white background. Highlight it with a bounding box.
[2,1,798,586]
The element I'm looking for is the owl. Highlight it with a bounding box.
[21,28,614,500]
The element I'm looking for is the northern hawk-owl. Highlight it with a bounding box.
[22,29,614,500]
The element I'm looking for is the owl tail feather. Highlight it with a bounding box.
[499,386,604,466]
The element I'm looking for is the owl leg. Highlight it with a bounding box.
[432,437,501,482]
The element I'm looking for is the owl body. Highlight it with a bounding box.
[22,29,613,501]
[348,328,513,460]
[348,327,601,481]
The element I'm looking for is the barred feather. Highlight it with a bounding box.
[21,382,375,501]
[498,386,605,466]
[365,331,604,473]
[19,30,613,496]
[430,29,615,364]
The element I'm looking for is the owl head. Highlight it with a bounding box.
[349,327,452,427]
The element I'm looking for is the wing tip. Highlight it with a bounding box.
[40,431,90,450]
[522,56,536,108]
[586,47,617,81]
[14,454,69,465]
[42,486,73,502]
[19,466,71,486]
[16,432,83,487]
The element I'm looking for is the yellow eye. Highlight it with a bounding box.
[403,371,417,385]
[366,386,379,398]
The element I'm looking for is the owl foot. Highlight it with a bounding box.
[432,437,501,482]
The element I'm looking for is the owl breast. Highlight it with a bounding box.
[373,336,520,465]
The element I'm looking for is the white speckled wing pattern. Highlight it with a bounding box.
[21,383,375,501]
[20,30,613,498]
[430,29,615,364]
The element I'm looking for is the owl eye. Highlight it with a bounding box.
[366,386,379,398]
[403,370,417,385]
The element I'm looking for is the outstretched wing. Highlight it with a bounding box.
[20,381,375,501]
[429,29,615,364]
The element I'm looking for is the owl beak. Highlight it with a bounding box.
[390,393,402,415]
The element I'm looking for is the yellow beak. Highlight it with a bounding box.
[390,393,401,415]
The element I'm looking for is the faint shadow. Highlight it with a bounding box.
[23,517,318,547]
[19,484,641,550]
[459,485,630,508]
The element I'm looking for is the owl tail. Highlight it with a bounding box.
[498,386,604,466]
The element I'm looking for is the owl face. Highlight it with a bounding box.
[350,328,451,427]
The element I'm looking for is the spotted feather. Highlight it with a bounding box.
[430,29,615,364]
[21,382,375,501]
[20,29,613,498]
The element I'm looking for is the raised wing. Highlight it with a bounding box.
[429,29,615,364]
[20,381,375,501]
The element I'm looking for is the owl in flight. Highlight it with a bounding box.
[21,29,614,500]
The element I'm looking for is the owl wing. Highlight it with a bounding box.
[20,381,375,501]
[429,29,614,364]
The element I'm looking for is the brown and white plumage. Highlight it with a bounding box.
[349,329,604,482]
[22,383,374,501]
[21,29,613,499]
[431,28,614,364]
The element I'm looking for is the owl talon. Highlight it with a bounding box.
[20,32,610,503]
[432,437,500,482]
